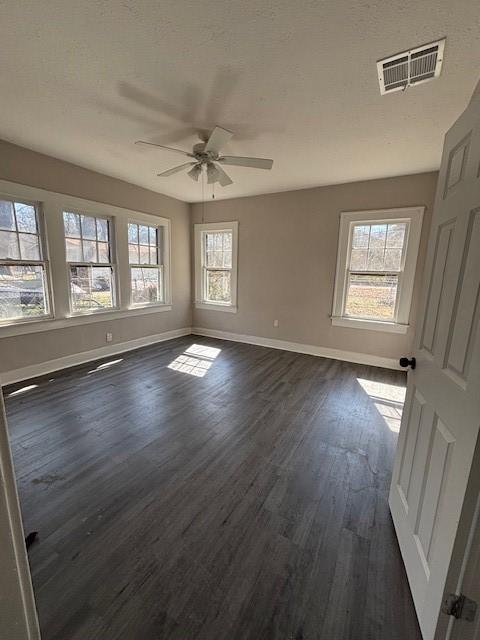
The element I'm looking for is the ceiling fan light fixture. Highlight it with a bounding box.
[188,164,202,182]
[206,162,219,184]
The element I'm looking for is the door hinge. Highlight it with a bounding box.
[442,593,477,622]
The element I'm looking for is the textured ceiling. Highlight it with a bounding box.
[1,0,479,202]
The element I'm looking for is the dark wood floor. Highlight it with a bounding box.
[4,336,421,640]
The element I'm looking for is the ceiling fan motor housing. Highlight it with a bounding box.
[193,142,218,163]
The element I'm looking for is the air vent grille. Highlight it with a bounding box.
[377,39,445,95]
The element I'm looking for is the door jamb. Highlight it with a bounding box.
[0,391,40,639]
[434,433,480,639]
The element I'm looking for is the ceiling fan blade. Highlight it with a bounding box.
[213,163,233,187]
[218,155,273,170]
[157,162,196,177]
[135,140,194,157]
[204,126,233,154]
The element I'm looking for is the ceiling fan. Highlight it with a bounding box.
[135,126,273,187]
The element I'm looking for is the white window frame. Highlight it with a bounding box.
[0,180,173,339]
[63,209,118,316]
[194,221,238,312]
[0,195,53,326]
[332,207,424,333]
[127,220,165,308]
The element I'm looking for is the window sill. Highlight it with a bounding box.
[0,314,54,332]
[67,307,120,319]
[195,302,237,313]
[331,316,409,334]
[0,304,173,338]
[128,302,170,311]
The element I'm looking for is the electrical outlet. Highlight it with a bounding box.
[106,332,113,343]
[273,319,279,328]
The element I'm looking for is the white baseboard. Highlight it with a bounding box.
[192,327,401,370]
[1,324,401,386]
[1,327,192,387]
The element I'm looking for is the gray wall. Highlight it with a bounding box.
[0,138,438,373]
[191,172,438,361]
[0,140,191,375]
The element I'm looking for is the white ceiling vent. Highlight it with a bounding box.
[377,39,445,95]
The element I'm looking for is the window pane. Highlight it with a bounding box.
[367,248,385,270]
[223,250,232,268]
[97,242,110,263]
[131,267,162,305]
[0,264,47,320]
[14,203,37,233]
[214,233,223,250]
[369,224,387,247]
[128,243,139,264]
[139,225,149,243]
[70,266,113,312]
[0,201,15,230]
[66,237,82,262]
[81,215,97,240]
[206,269,231,303]
[206,250,223,267]
[149,227,157,246]
[0,230,20,260]
[96,218,108,242]
[350,249,367,270]
[19,234,41,261]
[83,240,97,263]
[139,244,150,264]
[345,274,398,320]
[352,225,369,248]
[206,232,215,251]
[384,248,402,271]
[223,232,232,250]
[149,246,158,264]
[386,223,406,248]
[63,212,81,237]
[128,223,138,243]
[205,231,232,269]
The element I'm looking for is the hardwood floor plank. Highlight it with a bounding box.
[3,336,421,639]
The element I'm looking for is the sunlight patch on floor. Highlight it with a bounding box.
[185,344,221,359]
[357,378,406,433]
[168,344,221,377]
[88,358,124,374]
[7,384,39,397]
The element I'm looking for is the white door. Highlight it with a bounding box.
[389,80,480,640]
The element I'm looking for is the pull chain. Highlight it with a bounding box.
[201,165,206,223]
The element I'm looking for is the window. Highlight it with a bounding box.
[63,211,115,313]
[0,198,50,323]
[332,207,424,333]
[194,222,238,311]
[128,223,164,305]
[0,181,174,338]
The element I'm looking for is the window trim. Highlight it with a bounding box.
[0,179,173,337]
[194,221,238,312]
[332,207,424,333]
[127,221,165,308]
[63,209,118,316]
[125,212,172,310]
[0,196,54,326]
